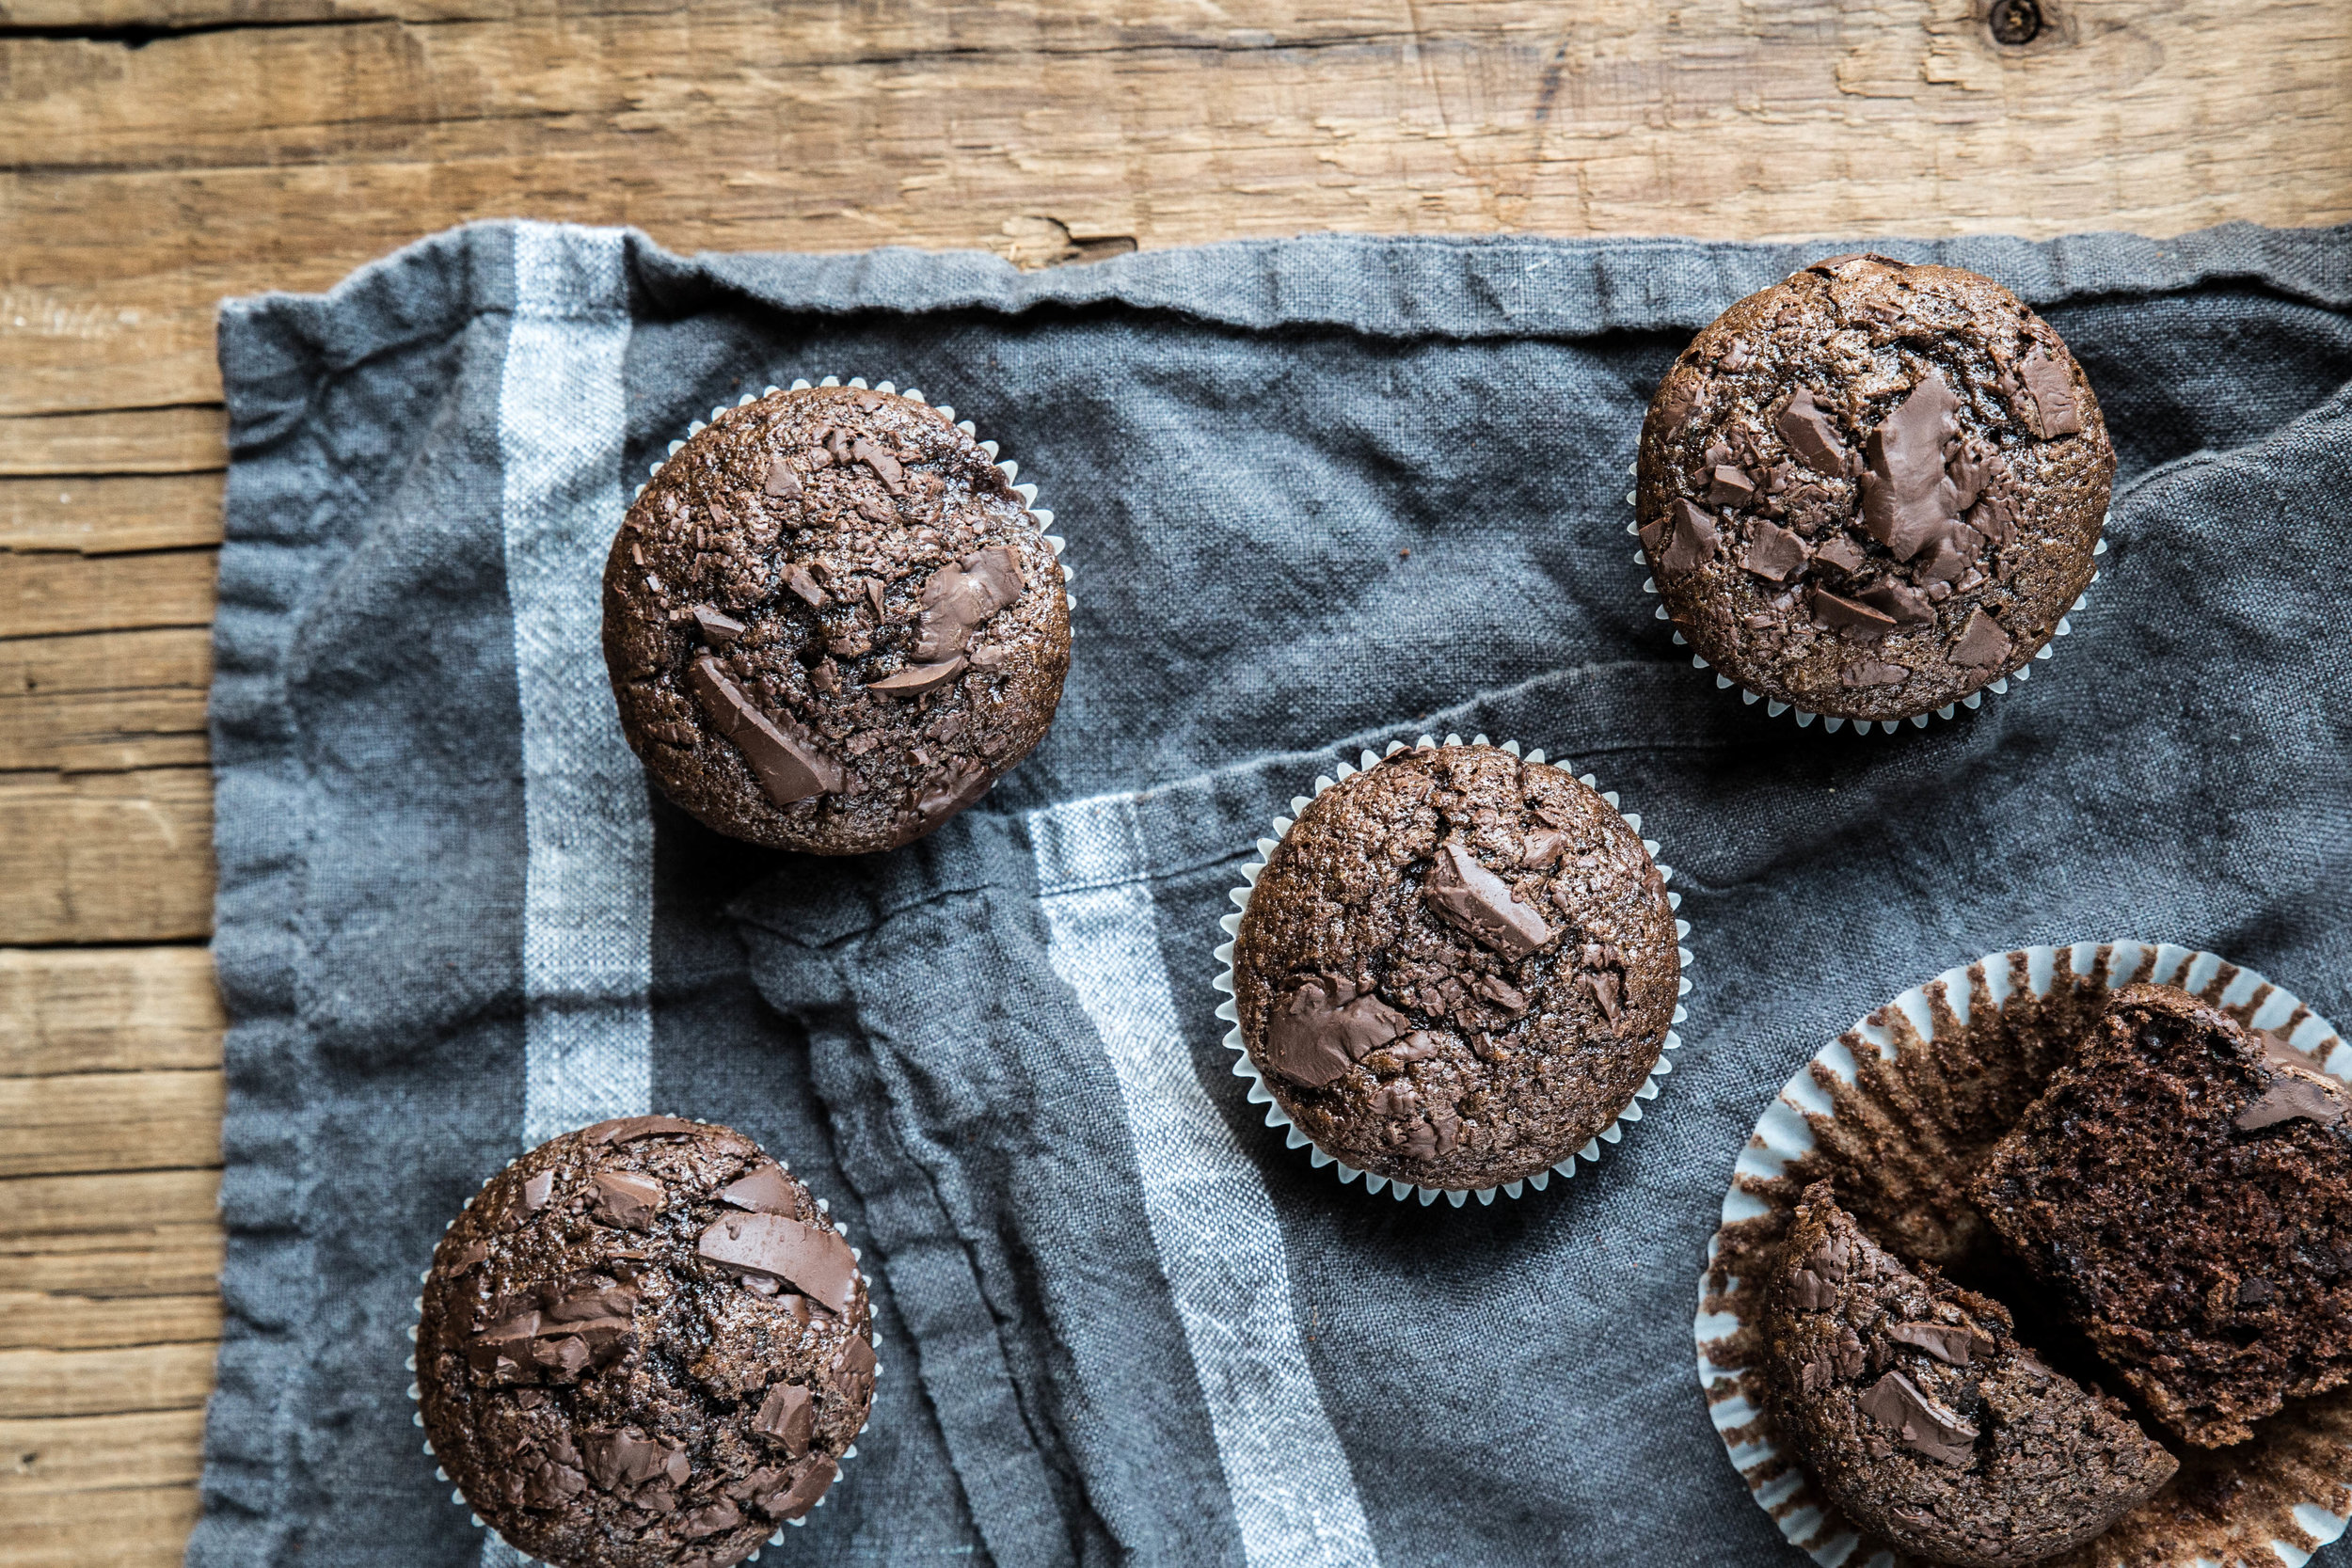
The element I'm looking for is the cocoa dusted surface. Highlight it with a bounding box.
[1762,1183,2174,1567]
[1701,946,2352,1568]
[416,1118,875,1568]
[1976,984,2352,1449]
[1231,744,1679,1191]
[602,384,1071,854]
[1637,256,2112,721]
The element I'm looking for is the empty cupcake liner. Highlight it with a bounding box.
[1695,942,2350,1568]
[636,374,1075,619]
[407,1123,882,1554]
[1211,731,1696,1208]
[1624,462,2104,735]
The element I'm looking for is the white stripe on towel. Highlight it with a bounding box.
[484,220,651,1568]
[1029,793,1383,1568]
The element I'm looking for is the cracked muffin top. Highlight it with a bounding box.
[1636,254,2111,722]
[417,1117,876,1568]
[603,383,1071,853]
[1230,742,1681,1193]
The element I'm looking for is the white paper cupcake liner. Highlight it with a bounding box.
[1695,942,2350,1568]
[408,1121,882,1555]
[1211,731,1696,1208]
[1625,461,2104,734]
[636,374,1074,618]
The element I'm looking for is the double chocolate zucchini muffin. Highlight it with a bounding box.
[1975,983,2352,1448]
[604,383,1071,854]
[1229,742,1682,1193]
[416,1117,876,1568]
[1636,254,2111,721]
[1762,1183,2175,1567]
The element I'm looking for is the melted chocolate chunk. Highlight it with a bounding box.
[518,1170,555,1213]
[718,1164,800,1214]
[1840,657,1910,689]
[850,436,906,495]
[1264,974,1409,1087]
[591,1171,664,1229]
[1859,372,1963,561]
[695,1212,860,1312]
[2019,350,2084,438]
[1887,1322,1986,1367]
[581,1428,691,1493]
[690,605,745,645]
[912,546,1025,662]
[763,456,801,499]
[914,758,993,824]
[1708,465,1756,506]
[1856,1369,1979,1466]
[753,1383,816,1455]
[689,656,845,807]
[1423,842,1552,958]
[1815,533,1867,576]
[1853,579,1931,626]
[580,1115,707,1146]
[783,564,828,608]
[1775,388,1849,477]
[1660,499,1721,576]
[870,656,968,696]
[1809,586,1897,637]
[1948,608,2011,669]
[2236,1075,2351,1132]
[1741,520,1809,583]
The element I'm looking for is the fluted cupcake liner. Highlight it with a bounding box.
[1211,732,1696,1209]
[1625,462,2104,735]
[408,1123,882,1557]
[639,374,1075,618]
[1695,942,2350,1568]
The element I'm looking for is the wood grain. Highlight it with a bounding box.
[2,5,2346,1563]
[0,770,214,944]
[1,2,2346,412]
[0,950,224,1078]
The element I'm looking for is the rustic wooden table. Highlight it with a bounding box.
[2,2,2345,1561]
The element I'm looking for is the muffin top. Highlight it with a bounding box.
[1636,255,2112,722]
[417,1117,875,1568]
[1230,743,1680,1192]
[1974,983,2352,1448]
[603,384,1071,854]
[1762,1183,2175,1568]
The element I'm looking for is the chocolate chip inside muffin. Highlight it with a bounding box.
[1230,742,1681,1192]
[1974,983,2352,1448]
[1636,254,2112,721]
[603,384,1072,854]
[417,1117,877,1568]
[1763,1182,2176,1567]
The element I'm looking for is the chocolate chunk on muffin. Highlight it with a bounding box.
[418,1117,876,1568]
[1230,741,1681,1192]
[1763,1183,2176,1566]
[1637,254,2111,721]
[604,383,1071,853]
[1974,983,2352,1448]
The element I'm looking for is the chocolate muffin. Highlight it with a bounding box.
[604,381,1072,853]
[1975,983,2352,1448]
[1636,254,2111,722]
[1763,1183,2175,1566]
[415,1117,878,1568]
[1228,739,1684,1193]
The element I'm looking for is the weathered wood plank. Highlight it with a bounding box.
[0,768,214,944]
[0,547,217,639]
[0,1290,221,1353]
[0,1069,223,1179]
[0,1340,218,1418]
[0,627,213,775]
[0,406,228,475]
[0,1168,222,1242]
[0,1482,203,1568]
[0,949,223,1078]
[0,473,224,554]
[0,1227,225,1300]
[0,2,2346,412]
[0,1409,207,1497]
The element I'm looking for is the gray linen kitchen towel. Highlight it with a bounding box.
[200,219,2352,1568]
